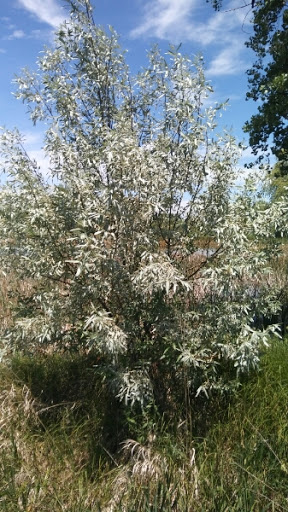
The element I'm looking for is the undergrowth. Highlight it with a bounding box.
[0,340,288,510]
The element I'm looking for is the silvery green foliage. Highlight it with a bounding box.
[0,0,285,404]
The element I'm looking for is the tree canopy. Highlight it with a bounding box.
[208,1,288,171]
[0,0,285,410]
[244,0,288,172]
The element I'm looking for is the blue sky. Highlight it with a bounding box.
[0,0,258,170]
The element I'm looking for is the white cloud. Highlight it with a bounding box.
[131,0,252,77]
[0,48,6,54]
[22,130,43,146]
[131,0,197,41]
[17,0,66,29]
[131,0,249,44]
[7,29,25,40]
[206,46,248,76]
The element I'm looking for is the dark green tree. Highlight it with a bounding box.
[244,1,288,171]
[208,1,287,171]
[267,161,288,200]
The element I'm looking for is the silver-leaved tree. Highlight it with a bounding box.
[0,0,284,407]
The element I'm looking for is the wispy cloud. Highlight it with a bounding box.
[7,29,26,40]
[206,46,248,76]
[131,0,252,77]
[131,0,197,41]
[22,130,44,146]
[131,0,248,44]
[17,0,66,29]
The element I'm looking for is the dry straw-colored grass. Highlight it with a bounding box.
[0,374,104,511]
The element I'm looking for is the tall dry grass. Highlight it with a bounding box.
[0,339,288,511]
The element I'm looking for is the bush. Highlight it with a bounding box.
[0,0,285,411]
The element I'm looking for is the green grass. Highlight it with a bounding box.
[197,339,288,511]
[0,340,288,511]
